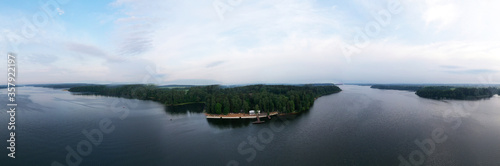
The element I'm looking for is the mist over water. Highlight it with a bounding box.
[1,86,499,165]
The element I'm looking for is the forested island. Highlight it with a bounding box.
[415,86,499,100]
[69,84,342,114]
[371,84,500,100]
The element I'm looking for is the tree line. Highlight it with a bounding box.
[371,85,424,91]
[416,86,499,100]
[69,84,342,114]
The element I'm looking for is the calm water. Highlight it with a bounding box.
[1,85,500,165]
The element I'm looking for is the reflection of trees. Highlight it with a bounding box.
[206,119,251,129]
[164,103,205,115]
[206,114,302,129]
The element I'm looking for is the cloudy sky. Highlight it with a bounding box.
[1,0,499,85]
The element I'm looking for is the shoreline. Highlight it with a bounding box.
[206,112,279,119]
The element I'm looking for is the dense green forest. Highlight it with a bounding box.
[416,86,499,100]
[69,84,342,114]
[371,84,500,100]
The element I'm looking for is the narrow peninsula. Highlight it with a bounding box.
[370,84,500,100]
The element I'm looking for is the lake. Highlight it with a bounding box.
[1,85,500,165]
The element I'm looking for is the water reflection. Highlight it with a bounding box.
[164,103,205,114]
[71,91,311,130]
[206,119,252,129]
[70,92,101,95]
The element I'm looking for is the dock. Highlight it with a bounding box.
[206,112,278,119]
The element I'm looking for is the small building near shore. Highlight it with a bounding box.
[249,110,261,115]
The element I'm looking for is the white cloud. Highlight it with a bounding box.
[1,0,499,84]
[423,0,458,31]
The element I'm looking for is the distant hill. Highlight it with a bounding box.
[26,83,100,89]
[416,86,499,100]
[0,83,99,89]
[371,84,425,91]
[370,84,500,100]
[158,85,196,89]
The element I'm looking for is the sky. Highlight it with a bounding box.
[1,0,499,85]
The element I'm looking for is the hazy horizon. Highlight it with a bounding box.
[18,82,500,87]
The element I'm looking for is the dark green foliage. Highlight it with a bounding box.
[416,86,497,100]
[69,84,342,114]
[371,84,500,100]
[230,95,241,113]
[223,98,230,115]
[242,101,250,113]
[215,103,222,114]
